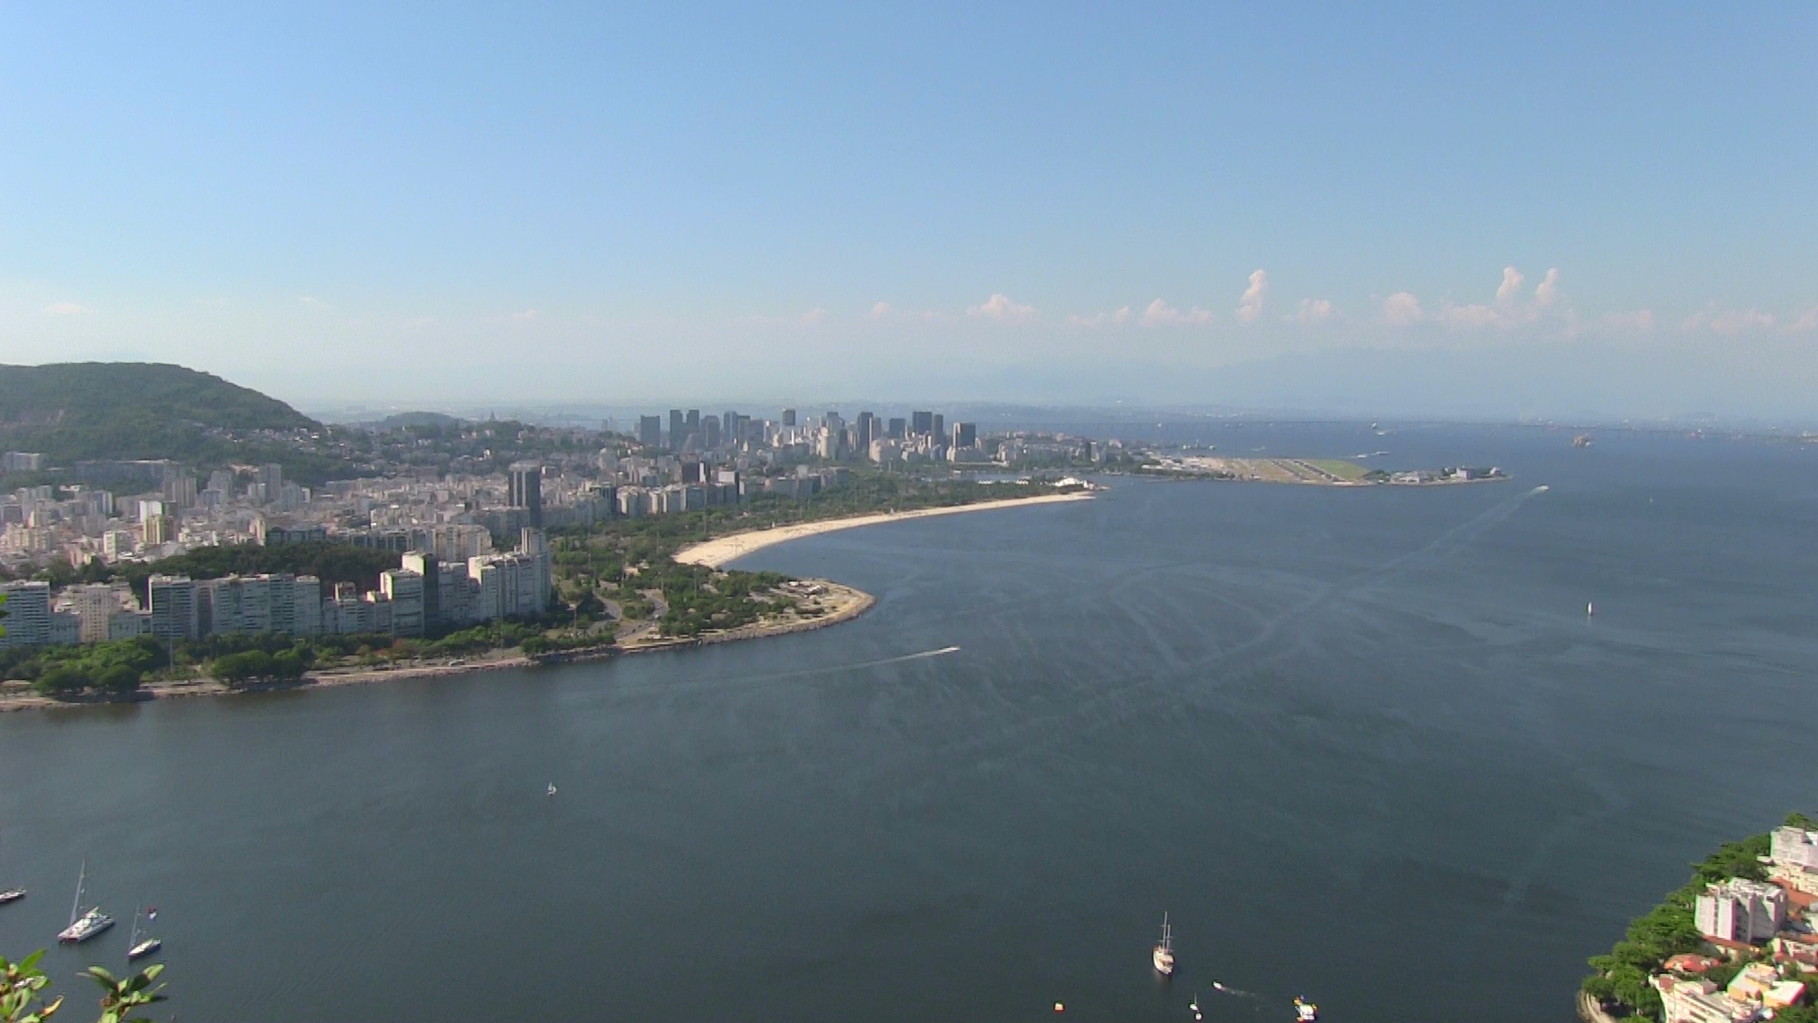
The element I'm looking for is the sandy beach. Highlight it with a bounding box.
[674,490,1096,568]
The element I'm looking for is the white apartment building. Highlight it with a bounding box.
[1694,877,1786,944]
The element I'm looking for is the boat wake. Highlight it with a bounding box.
[829,646,961,672]
[735,646,961,684]
[1209,980,1263,999]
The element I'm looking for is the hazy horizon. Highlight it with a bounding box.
[4,3,1813,419]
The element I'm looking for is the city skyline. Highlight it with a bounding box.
[3,3,1815,417]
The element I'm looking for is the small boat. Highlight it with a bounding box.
[0,835,23,904]
[1295,996,1319,1022]
[127,905,161,961]
[1586,601,1595,617]
[57,862,113,944]
[1152,913,1175,976]
[546,782,557,797]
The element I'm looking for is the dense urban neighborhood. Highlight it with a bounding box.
[1584,817,1818,1023]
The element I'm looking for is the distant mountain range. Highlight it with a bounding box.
[0,362,341,482]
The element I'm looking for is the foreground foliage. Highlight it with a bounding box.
[1,952,166,1023]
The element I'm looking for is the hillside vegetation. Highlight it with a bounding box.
[0,362,346,482]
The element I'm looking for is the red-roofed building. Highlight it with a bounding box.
[1666,954,1724,975]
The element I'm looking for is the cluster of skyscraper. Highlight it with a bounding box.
[632,408,982,464]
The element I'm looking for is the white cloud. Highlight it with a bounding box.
[1495,267,1524,304]
[1291,298,1335,324]
[800,307,828,325]
[1067,306,1133,327]
[1786,307,1818,334]
[1683,304,1775,335]
[968,293,1036,322]
[1236,269,1268,325]
[1381,292,1424,326]
[1534,268,1561,308]
[511,308,540,321]
[44,301,91,316]
[298,295,325,307]
[1140,298,1214,327]
[1434,266,1566,330]
[867,301,892,320]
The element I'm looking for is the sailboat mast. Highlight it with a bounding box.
[70,860,86,925]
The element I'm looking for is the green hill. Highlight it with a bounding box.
[0,362,347,483]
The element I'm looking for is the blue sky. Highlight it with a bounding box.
[3,2,1815,417]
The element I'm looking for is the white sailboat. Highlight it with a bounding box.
[1151,913,1175,976]
[56,860,113,943]
[127,905,162,960]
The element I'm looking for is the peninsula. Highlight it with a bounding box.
[0,366,1102,711]
[1581,813,1818,1023]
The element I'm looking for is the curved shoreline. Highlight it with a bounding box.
[0,580,876,713]
[1,492,1090,713]
[674,490,1097,568]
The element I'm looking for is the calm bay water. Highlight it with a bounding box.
[4,424,1818,1023]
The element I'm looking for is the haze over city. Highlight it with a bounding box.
[3,2,1814,418]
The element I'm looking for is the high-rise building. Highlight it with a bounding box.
[721,410,738,440]
[509,463,544,528]
[148,575,199,642]
[684,410,701,449]
[162,473,198,508]
[668,409,685,449]
[0,581,51,647]
[855,412,875,454]
[887,417,906,440]
[911,410,934,436]
[195,573,319,637]
[381,569,426,637]
[702,416,721,449]
[402,552,441,629]
[932,413,945,441]
[258,463,284,497]
[782,408,797,428]
[521,528,551,610]
[143,514,176,546]
[67,584,124,644]
[952,422,978,449]
[638,415,663,447]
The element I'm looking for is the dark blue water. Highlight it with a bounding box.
[4,424,1817,1023]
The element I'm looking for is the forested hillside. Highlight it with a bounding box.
[0,363,349,482]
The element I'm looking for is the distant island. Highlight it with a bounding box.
[1132,453,1509,486]
[1580,813,1818,1023]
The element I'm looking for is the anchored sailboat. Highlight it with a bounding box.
[127,905,162,960]
[1151,913,1175,976]
[56,860,113,943]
